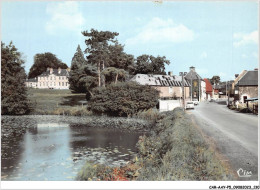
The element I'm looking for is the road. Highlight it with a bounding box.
[188,100,258,181]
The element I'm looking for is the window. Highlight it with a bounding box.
[40,82,41,86]
[59,82,60,86]
[43,82,45,86]
[54,77,56,80]
[62,82,64,86]
[66,82,67,86]
[54,82,56,86]
[50,77,52,80]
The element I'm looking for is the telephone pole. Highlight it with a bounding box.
[179,72,185,110]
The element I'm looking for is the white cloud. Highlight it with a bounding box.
[45,1,85,34]
[199,51,207,59]
[125,17,194,45]
[233,31,258,48]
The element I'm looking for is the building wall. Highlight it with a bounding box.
[153,86,190,99]
[238,86,258,103]
[25,81,37,88]
[37,74,69,89]
[159,99,181,112]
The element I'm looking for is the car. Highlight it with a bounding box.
[186,101,195,109]
[192,99,199,105]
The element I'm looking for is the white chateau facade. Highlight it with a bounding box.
[25,67,70,89]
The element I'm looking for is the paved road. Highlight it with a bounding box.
[188,101,258,181]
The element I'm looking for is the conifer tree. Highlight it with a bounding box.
[69,45,97,95]
[1,42,30,115]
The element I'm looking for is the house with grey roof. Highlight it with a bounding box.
[185,66,206,101]
[25,67,70,89]
[131,73,191,100]
[234,69,258,103]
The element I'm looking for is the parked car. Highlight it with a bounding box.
[192,99,199,105]
[186,101,195,109]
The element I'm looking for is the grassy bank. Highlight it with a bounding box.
[77,108,234,181]
[27,88,90,115]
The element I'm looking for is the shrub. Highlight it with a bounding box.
[88,82,159,117]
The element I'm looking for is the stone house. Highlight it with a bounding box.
[25,67,70,89]
[185,66,206,101]
[234,69,258,103]
[131,73,191,111]
[131,73,190,99]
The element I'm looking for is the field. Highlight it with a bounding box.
[27,88,88,115]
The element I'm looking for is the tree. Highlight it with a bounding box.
[210,76,221,85]
[131,54,170,75]
[102,67,128,84]
[28,52,68,78]
[82,29,134,86]
[88,82,159,117]
[1,42,30,115]
[69,45,97,94]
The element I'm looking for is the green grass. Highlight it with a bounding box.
[27,88,90,115]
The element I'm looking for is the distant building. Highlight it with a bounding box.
[234,69,258,103]
[131,73,191,99]
[204,78,213,100]
[185,66,206,101]
[131,73,191,112]
[25,78,38,88]
[25,67,70,89]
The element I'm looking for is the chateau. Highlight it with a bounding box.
[25,67,70,89]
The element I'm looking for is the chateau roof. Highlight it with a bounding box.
[38,68,70,77]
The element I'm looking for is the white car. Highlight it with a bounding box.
[186,101,195,109]
[192,99,199,105]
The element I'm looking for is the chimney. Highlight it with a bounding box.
[254,68,258,71]
[58,67,61,74]
[50,68,53,74]
[235,74,239,78]
[168,71,172,76]
[190,66,195,72]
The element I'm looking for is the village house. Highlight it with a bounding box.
[25,67,70,90]
[131,72,191,111]
[233,69,258,103]
[204,78,213,100]
[185,66,206,101]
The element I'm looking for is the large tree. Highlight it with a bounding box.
[210,76,221,85]
[28,52,68,78]
[82,29,134,86]
[1,42,30,115]
[131,54,170,75]
[69,45,97,94]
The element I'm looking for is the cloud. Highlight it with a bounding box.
[45,1,85,34]
[233,31,258,47]
[125,17,194,45]
[199,51,207,59]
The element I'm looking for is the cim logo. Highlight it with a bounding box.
[237,168,252,178]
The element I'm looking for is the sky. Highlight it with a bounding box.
[1,1,259,81]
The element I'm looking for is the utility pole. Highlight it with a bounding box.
[180,72,185,110]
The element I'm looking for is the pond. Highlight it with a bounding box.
[1,119,146,181]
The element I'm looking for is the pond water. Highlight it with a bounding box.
[1,122,145,181]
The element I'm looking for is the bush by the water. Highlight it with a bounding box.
[77,108,233,181]
[88,82,159,116]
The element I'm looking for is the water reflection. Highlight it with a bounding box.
[1,122,144,181]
